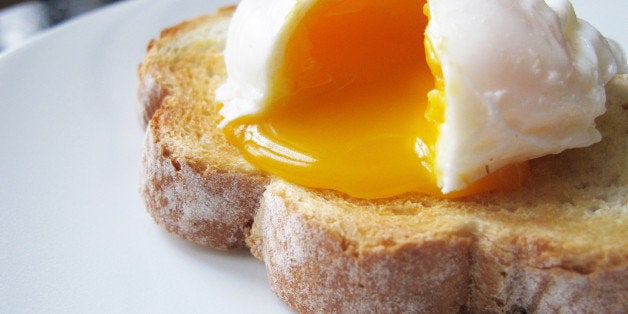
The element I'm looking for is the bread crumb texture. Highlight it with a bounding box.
[139,8,627,312]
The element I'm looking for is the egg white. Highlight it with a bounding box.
[217,0,627,194]
[427,0,626,192]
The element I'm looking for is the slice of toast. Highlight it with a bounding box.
[138,7,268,249]
[138,7,628,312]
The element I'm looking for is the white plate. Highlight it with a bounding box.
[0,0,625,312]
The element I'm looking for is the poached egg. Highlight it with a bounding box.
[216,0,626,199]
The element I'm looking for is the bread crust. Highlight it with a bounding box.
[249,178,628,313]
[470,240,628,313]
[141,127,267,249]
[250,186,472,313]
[137,6,237,129]
[139,8,628,311]
[138,7,269,249]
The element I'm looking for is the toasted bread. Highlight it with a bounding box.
[139,7,269,249]
[138,7,628,312]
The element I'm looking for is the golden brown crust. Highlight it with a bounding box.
[138,8,628,311]
[137,6,237,129]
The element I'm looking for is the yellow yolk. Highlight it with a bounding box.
[223,0,528,199]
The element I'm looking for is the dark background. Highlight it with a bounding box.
[0,0,121,51]
[1,0,120,23]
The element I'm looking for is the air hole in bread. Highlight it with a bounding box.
[171,159,182,171]
[595,193,610,202]
[381,238,397,247]
[492,297,505,307]
[162,148,172,158]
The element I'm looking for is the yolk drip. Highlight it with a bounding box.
[223,0,528,199]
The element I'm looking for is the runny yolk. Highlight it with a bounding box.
[223,0,528,199]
